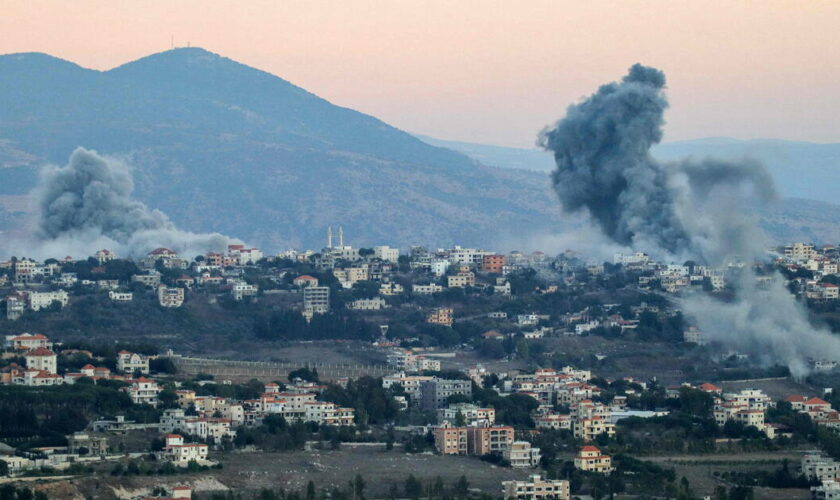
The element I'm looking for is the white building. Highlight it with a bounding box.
[117,351,150,374]
[29,290,69,311]
[373,246,400,263]
[501,475,569,500]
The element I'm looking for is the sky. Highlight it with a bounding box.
[2,1,839,148]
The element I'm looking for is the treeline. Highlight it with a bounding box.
[0,383,134,447]
[253,310,377,341]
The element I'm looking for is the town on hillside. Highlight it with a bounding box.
[2,234,840,498]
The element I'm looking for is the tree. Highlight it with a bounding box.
[432,476,445,498]
[405,475,423,500]
[454,409,466,427]
[454,475,470,499]
[353,474,366,499]
[0,460,7,476]
[306,481,316,500]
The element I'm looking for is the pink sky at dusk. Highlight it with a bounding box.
[2,0,839,148]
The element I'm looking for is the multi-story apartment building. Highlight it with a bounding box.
[433,424,514,456]
[420,378,473,410]
[24,348,57,374]
[303,286,330,315]
[501,474,570,500]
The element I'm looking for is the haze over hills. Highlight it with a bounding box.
[0,48,563,250]
[0,47,836,252]
[420,134,840,205]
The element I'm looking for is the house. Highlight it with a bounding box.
[347,297,388,311]
[28,290,69,311]
[6,333,52,351]
[413,283,444,295]
[108,291,133,302]
[501,474,569,500]
[447,272,475,288]
[293,275,319,288]
[67,431,109,457]
[574,445,613,474]
[117,351,150,374]
[438,403,496,426]
[157,286,185,308]
[162,434,209,465]
[24,347,57,374]
[504,441,542,468]
[126,377,162,406]
[426,307,454,327]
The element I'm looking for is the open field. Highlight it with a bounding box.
[645,451,812,500]
[17,446,535,499]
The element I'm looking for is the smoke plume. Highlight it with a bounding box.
[29,147,238,258]
[540,64,840,377]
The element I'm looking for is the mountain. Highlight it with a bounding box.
[417,135,557,173]
[0,48,563,250]
[420,134,840,206]
[0,48,836,251]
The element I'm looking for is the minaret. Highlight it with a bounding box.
[338,226,344,247]
[327,226,333,249]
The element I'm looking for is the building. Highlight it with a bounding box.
[420,378,473,410]
[162,434,209,464]
[812,478,840,500]
[413,283,444,295]
[157,286,185,308]
[347,297,388,311]
[447,272,476,288]
[802,453,840,482]
[504,441,541,468]
[28,290,69,311]
[438,403,496,427]
[117,351,150,374]
[683,326,707,345]
[426,307,454,327]
[6,333,52,351]
[108,291,133,302]
[232,282,258,301]
[466,425,515,455]
[501,474,569,500]
[126,377,162,406]
[6,294,26,320]
[303,286,330,315]
[573,416,615,442]
[24,347,57,374]
[293,275,319,288]
[433,424,514,456]
[373,246,400,263]
[574,445,613,474]
[67,431,109,456]
[481,254,506,274]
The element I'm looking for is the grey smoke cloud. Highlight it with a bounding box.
[538,64,775,264]
[30,147,238,258]
[540,64,840,376]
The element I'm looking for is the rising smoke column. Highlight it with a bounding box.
[539,64,840,377]
[32,147,237,257]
